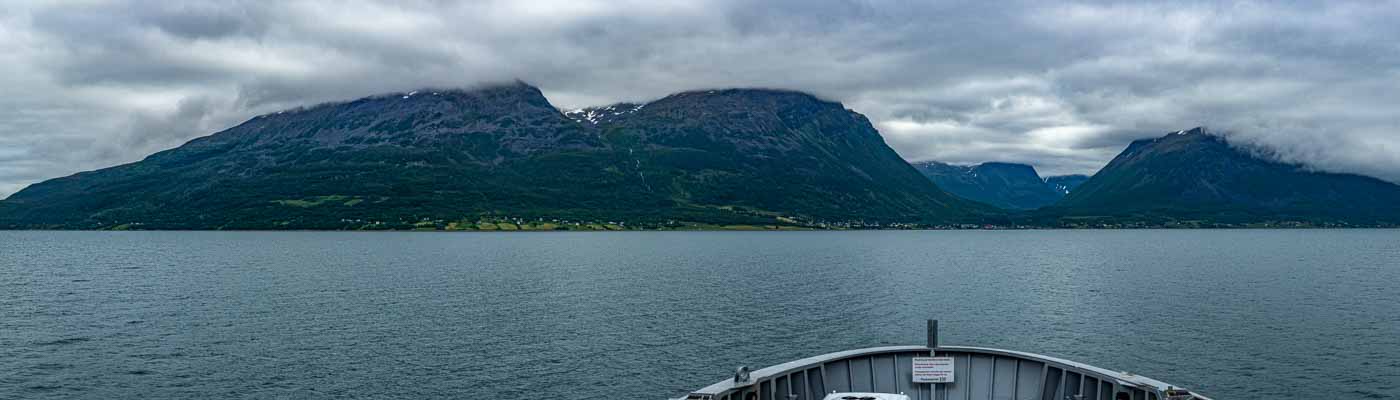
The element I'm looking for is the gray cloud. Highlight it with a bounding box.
[2,0,1398,198]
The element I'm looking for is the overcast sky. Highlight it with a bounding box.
[2,1,1398,198]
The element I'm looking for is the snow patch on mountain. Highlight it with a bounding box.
[564,102,646,125]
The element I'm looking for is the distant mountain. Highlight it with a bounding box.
[1044,174,1089,195]
[0,83,989,230]
[1049,127,1400,225]
[913,161,1063,210]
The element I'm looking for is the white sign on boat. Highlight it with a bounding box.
[911,357,955,383]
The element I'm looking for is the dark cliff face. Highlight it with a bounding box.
[0,84,988,229]
[1051,127,1400,223]
[913,161,1063,210]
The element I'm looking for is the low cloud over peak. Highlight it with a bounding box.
[2,1,1398,198]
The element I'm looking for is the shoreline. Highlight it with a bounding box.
[4,226,1398,233]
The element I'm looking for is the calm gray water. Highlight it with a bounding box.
[2,230,1398,399]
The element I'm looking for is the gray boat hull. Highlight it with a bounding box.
[675,345,1211,400]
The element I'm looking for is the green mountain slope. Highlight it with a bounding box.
[585,89,986,224]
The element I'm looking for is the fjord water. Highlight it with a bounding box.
[2,231,1398,399]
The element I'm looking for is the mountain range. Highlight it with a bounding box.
[2,84,1397,230]
[0,82,989,230]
